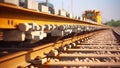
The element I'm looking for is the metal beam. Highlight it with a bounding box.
[44,62,120,67]
[66,49,120,52]
[0,3,100,29]
[57,53,120,58]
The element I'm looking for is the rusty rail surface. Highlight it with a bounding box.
[0,30,99,68]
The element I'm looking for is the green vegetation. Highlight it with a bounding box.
[104,19,120,27]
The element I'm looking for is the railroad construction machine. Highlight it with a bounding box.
[82,10,102,24]
[0,0,105,43]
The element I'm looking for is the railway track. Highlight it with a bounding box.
[0,30,97,68]
[0,1,118,68]
[28,29,120,68]
[0,29,120,68]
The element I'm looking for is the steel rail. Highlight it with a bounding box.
[66,49,120,52]
[0,31,96,68]
[113,27,120,36]
[44,62,120,67]
[40,29,120,68]
[76,45,120,47]
[57,53,120,58]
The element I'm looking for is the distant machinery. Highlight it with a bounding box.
[82,10,102,24]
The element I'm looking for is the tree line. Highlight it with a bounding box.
[104,19,120,27]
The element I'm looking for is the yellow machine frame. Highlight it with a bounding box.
[0,3,101,29]
[82,10,102,24]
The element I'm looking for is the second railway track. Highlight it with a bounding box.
[0,29,120,68]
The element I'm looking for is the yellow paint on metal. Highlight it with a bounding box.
[0,3,100,29]
[83,10,102,24]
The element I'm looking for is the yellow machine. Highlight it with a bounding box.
[82,10,102,24]
[0,3,105,42]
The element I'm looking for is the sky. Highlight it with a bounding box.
[34,0,120,23]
